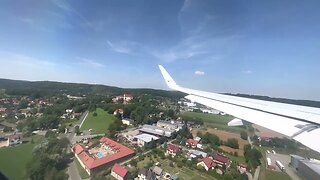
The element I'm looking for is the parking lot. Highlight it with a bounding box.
[265,151,301,180]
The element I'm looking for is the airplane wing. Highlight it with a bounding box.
[158,65,320,153]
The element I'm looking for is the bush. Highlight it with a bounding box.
[225,138,239,149]
[240,131,248,140]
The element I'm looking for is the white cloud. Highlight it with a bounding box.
[242,70,253,74]
[106,40,132,54]
[51,0,92,28]
[195,70,205,76]
[78,58,105,68]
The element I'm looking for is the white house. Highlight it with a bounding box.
[134,133,159,147]
[122,119,133,126]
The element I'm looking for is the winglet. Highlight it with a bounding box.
[158,65,179,90]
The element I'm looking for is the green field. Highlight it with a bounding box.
[265,170,291,180]
[74,158,90,179]
[181,111,245,132]
[0,135,43,180]
[80,108,115,134]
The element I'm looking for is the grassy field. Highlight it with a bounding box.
[265,170,291,180]
[181,112,245,132]
[136,156,215,180]
[0,135,43,180]
[192,127,249,156]
[80,108,115,134]
[74,158,90,179]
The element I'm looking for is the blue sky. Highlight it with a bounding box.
[0,0,319,100]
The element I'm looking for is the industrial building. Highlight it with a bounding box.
[290,154,320,180]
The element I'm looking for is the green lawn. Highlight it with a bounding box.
[80,108,115,134]
[181,111,245,132]
[0,135,43,180]
[265,170,291,180]
[74,158,90,179]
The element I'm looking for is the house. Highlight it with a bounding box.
[197,157,217,171]
[7,133,23,146]
[122,119,133,126]
[138,168,156,180]
[0,107,7,114]
[114,109,124,115]
[238,163,248,173]
[156,120,184,131]
[166,144,182,157]
[211,154,231,169]
[111,163,129,180]
[112,94,133,104]
[66,109,73,113]
[188,149,207,159]
[134,133,159,147]
[186,139,198,148]
[151,166,163,178]
[71,112,81,119]
[170,175,179,180]
[72,137,135,176]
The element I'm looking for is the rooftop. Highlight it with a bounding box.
[140,124,174,137]
[301,159,320,175]
[111,163,128,178]
[73,137,135,170]
[134,133,159,143]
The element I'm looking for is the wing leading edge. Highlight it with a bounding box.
[158,65,320,153]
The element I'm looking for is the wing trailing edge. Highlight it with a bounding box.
[158,65,320,153]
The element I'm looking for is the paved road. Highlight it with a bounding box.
[68,160,82,180]
[67,111,89,180]
[266,152,301,180]
[253,166,260,180]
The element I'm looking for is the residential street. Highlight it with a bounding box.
[67,111,89,180]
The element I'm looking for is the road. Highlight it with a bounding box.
[67,111,89,180]
[266,152,301,180]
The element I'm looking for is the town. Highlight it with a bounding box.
[1,80,319,180]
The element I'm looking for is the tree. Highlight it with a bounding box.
[225,138,239,149]
[93,112,98,117]
[240,131,248,140]
[26,137,71,180]
[74,125,80,135]
[244,144,262,169]
[130,159,137,166]
[3,126,13,132]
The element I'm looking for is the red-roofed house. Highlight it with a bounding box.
[186,139,198,148]
[7,133,23,146]
[111,163,129,180]
[166,144,182,157]
[238,163,248,173]
[197,157,217,171]
[212,154,231,169]
[114,109,124,115]
[72,137,135,176]
[0,108,7,117]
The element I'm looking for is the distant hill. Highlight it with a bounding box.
[0,78,184,99]
[225,93,320,108]
[0,78,319,108]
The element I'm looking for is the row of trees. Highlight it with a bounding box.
[26,136,72,180]
[243,144,262,170]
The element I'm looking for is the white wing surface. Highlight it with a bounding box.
[159,65,320,153]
